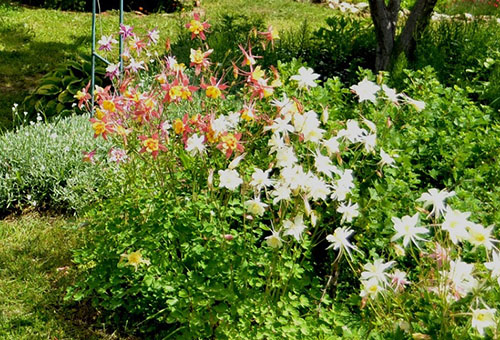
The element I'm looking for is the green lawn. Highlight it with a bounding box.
[0,0,331,130]
[0,213,135,339]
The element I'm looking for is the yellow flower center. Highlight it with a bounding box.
[169,86,183,100]
[221,134,238,150]
[128,251,142,265]
[190,49,204,64]
[189,20,204,34]
[92,121,106,135]
[74,90,86,100]
[173,119,184,135]
[206,85,221,99]
[95,108,105,120]
[143,138,159,152]
[252,66,265,82]
[102,100,116,112]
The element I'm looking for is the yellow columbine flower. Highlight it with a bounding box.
[220,133,238,151]
[169,86,183,100]
[190,49,204,64]
[252,66,265,82]
[74,90,86,100]
[206,85,221,99]
[188,20,204,34]
[121,250,150,271]
[92,121,106,135]
[95,108,105,120]
[173,119,184,135]
[102,100,116,112]
[143,138,159,153]
[180,87,192,100]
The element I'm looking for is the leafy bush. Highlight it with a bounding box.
[0,113,112,215]
[21,55,108,122]
[412,19,500,111]
[68,15,500,339]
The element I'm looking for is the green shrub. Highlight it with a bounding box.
[413,19,500,111]
[21,55,108,122]
[0,114,112,215]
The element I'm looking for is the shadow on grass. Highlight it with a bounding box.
[0,11,91,130]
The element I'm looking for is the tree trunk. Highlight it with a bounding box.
[395,0,439,61]
[368,0,438,71]
[368,0,401,71]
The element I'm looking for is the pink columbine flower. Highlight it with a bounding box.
[390,269,410,291]
[147,27,159,45]
[119,24,134,39]
[185,13,210,40]
[82,150,96,164]
[109,148,129,164]
[105,63,120,80]
[98,35,118,51]
[127,58,145,73]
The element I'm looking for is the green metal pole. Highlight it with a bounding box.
[91,0,96,114]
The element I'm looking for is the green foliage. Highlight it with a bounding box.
[21,55,108,121]
[412,19,500,111]
[0,114,113,214]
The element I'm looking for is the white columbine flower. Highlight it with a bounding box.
[218,169,243,191]
[389,269,410,291]
[268,133,285,154]
[275,146,298,168]
[185,133,206,156]
[337,120,367,144]
[290,66,320,89]
[305,174,331,201]
[283,214,307,241]
[472,306,496,336]
[391,213,428,248]
[271,184,292,205]
[382,84,399,104]
[326,226,359,259]
[447,259,477,299]
[265,230,283,248]
[249,168,274,191]
[337,200,359,224]
[314,150,338,178]
[350,78,380,103]
[322,137,340,155]
[361,133,377,153]
[361,259,395,286]
[485,251,500,286]
[402,95,426,111]
[467,223,497,250]
[331,169,355,201]
[244,197,268,217]
[360,278,385,298]
[265,116,295,136]
[417,188,455,219]
[441,208,470,244]
[378,148,397,168]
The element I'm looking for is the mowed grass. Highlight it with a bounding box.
[0,0,331,130]
[0,213,131,339]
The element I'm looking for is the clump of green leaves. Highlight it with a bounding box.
[21,55,108,122]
